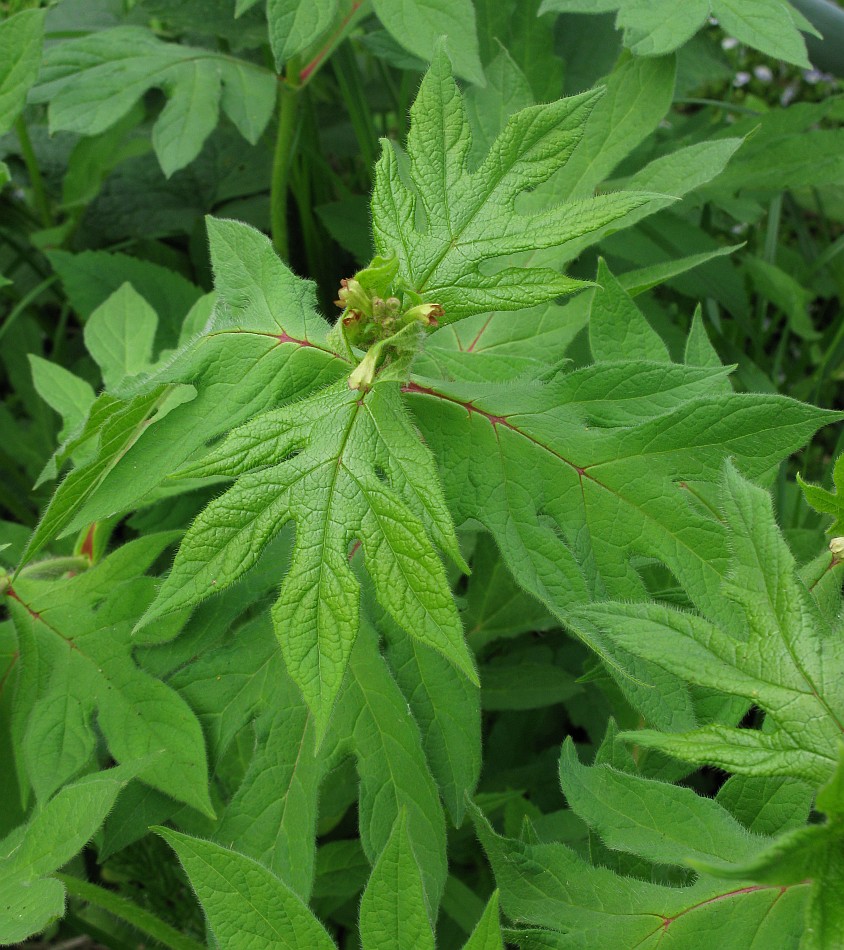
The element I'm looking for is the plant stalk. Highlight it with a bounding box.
[271,56,302,262]
[14,115,52,228]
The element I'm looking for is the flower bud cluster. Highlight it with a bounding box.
[335,276,442,349]
[333,256,444,392]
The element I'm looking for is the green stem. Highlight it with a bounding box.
[751,194,783,360]
[51,302,71,362]
[14,115,51,228]
[271,57,302,262]
[0,273,59,343]
[332,41,378,176]
[56,873,205,950]
[18,555,91,579]
[299,0,369,87]
[808,231,844,278]
[762,194,783,265]
[813,312,844,403]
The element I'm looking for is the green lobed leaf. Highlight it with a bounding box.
[372,0,484,86]
[331,626,448,914]
[694,752,844,950]
[798,454,844,535]
[156,828,337,949]
[408,369,838,634]
[539,0,813,67]
[471,800,807,948]
[23,219,346,563]
[7,536,213,815]
[359,810,436,950]
[0,8,46,135]
[371,47,659,324]
[32,27,276,176]
[144,376,474,734]
[567,464,844,786]
[0,765,134,944]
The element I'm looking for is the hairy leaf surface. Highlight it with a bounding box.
[146,377,474,733]
[7,536,212,815]
[0,766,134,944]
[371,48,661,323]
[568,465,844,785]
[157,828,336,949]
[473,802,807,948]
[19,219,346,570]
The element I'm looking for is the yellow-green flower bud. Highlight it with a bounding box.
[349,345,381,392]
[334,277,371,316]
[402,302,444,327]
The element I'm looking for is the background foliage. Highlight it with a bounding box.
[2,0,844,947]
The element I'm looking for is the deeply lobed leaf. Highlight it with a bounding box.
[371,47,662,323]
[567,464,844,787]
[145,377,474,735]
[32,27,276,176]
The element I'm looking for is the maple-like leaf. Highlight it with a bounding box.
[142,378,475,735]
[692,749,844,949]
[17,217,346,573]
[538,0,814,68]
[406,268,840,721]
[566,463,844,787]
[6,535,212,816]
[799,453,844,536]
[371,46,662,324]
[471,797,808,949]
[31,26,275,176]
